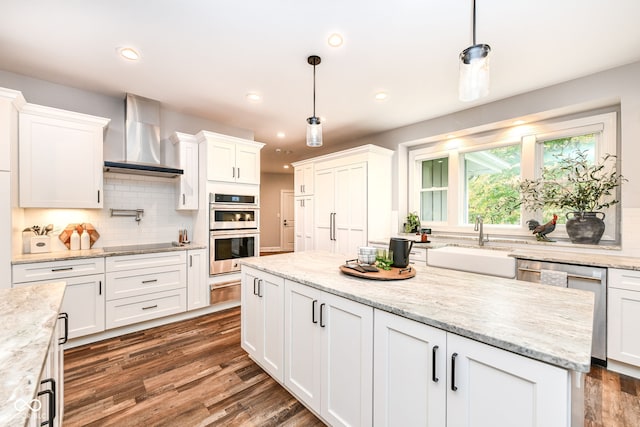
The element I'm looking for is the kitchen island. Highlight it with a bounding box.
[240,251,594,427]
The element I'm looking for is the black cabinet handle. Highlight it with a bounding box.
[141,279,158,284]
[142,305,158,310]
[190,255,193,267]
[451,352,458,391]
[253,277,258,295]
[51,267,73,272]
[58,313,69,344]
[183,194,186,205]
[99,280,102,295]
[97,189,100,203]
[319,303,326,327]
[39,378,56,425]
[432,345,439,383]
[257,279,263,297]
[312,300,318,324]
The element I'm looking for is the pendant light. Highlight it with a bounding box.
[306,55,323,147]
[459,0,491,102]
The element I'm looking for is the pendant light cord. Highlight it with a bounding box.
[313,63,317,118]
[472,0,477,45]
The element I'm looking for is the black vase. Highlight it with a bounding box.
[565,212,605,244]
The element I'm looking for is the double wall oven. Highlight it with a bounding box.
[209,192,259,275]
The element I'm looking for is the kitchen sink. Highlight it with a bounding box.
[427,246,516,278]
[102,242,180,253]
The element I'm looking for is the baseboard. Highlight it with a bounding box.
[260,246,282,253]
[607,359,640,380]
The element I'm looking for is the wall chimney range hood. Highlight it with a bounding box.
[103,94,184,178]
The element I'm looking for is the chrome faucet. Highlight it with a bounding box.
[474,215,488,246]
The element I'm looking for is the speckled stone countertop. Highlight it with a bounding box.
[12,242,207,265]
[0,282,65,427]
[241,251,594,372]
[510,248,640,271]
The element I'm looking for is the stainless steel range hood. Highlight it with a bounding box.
[103,94,184,178]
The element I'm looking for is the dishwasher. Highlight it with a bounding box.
[516,258,607,366]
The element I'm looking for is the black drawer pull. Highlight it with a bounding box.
[319,303,326,327]
[451,353,458,391]
[312,300,318,324]
[142,305,158,310]
[432,345,439,383]
[141,279,158,284]
[58,312,69,344]
[38,378,56,426]
[51,267,73,272]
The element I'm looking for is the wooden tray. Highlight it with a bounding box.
[58,223,100,249]
[339,264,416,281]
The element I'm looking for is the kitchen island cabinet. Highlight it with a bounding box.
[240,251,594,427]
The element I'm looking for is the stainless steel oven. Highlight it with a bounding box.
[210,229,259,275]
[209,193,259,230]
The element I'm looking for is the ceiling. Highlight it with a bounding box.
[2,1,640,173]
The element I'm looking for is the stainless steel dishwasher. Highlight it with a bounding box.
[516,258,607,366]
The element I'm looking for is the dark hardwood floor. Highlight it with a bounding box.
[64,307,640,427]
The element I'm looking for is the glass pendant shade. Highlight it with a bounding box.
[459,43,490,102]
[306,116,323,147]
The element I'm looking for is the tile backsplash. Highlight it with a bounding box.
[21,173,195,252]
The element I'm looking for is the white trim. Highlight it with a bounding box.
[260,246,283,253]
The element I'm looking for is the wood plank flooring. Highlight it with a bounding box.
[64,307,640,427]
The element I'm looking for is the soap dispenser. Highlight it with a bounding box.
[70,229,80,250]
[80,225,90,250]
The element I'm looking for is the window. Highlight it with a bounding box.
[419,157,448,221]
[463,145,521,225]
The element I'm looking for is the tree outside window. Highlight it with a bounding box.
[420,157,448,222]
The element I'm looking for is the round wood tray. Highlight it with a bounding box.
[339,264,416,281]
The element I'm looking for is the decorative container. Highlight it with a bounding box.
[565,211,606,244]
[30,236,51,253]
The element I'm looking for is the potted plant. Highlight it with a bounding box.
[404,211,421,234]
[518,150,625,244]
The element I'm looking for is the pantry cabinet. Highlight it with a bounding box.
[170,132,200,210]
[13,258,106,339]
[294,196,313,251]
[292,145,393,256]
[19,103,110,208]
[294,163,314,196]
[198,130,264,184]
[241,266,285,382]
[284,279,373,427]
[608,268,640,367]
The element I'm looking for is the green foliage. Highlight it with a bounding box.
[404,211,421,232]
[518,151,625,213]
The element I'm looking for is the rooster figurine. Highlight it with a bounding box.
[526,214,558,242]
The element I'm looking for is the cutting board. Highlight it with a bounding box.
[339,265,416,281]
[59,223,100,249]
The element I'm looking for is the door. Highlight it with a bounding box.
[235,143,261,184]
[321,291,374,427]
[334,162,367,256]
[241,268,261,356]
[295,196,314,252]
[284,280,322,411]
[314,168,335,252]
[187,249,207,310]
[280,190,295,252]
[446,333,569,427]
[374,309,447,427]
[207,138,235,182]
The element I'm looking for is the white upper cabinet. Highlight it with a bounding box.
[0,88,25,172]
[19,103,110,208]
[198,130,264,185]
[170,132,200,210]
[294,162,314,196]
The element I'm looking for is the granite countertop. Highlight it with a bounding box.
[241,251,594,372]
[509,248,640,271]
[12,242,207,265]
[0,282,66,427]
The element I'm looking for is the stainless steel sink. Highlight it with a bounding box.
[102,242,179,253]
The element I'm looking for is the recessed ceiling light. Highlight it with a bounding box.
[375,92,388,101]
[446,134,455,139]
[513,120,526,125]
[277,132,286,138]
[283,164,290,169]
[328,33,344,47]
[119,47,140,61]
[246,93,261,102]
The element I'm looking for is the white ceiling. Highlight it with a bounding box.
[2,0,640,173]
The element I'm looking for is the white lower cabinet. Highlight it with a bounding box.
[241,266,285,382]
[284,279,373,427]
[186,249,208,310]
[608,268,640,366]
[373,309,447,427]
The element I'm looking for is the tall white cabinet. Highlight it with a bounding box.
[0,88,24,288]
[292,145,393,256]
[19,103,110,208]
[170,132,200,210]
[198,130,264,184]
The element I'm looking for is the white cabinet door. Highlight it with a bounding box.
[314,168,335,252]
[206,137,235,182]
[294,163,314,196]
[608,268,640,366]
[0,172,10,287]
[320,290,373,427]
[284,279,322,410]
[294,196,313,252]
[334,162,367,256]
[373,309,446,427]
[172,133,199,210]
[19,105,109,208]
[60,274,105,339]
[187,249,207,310]
[241,267,285,382]
[235,143,261,185]
[446,333,569,427]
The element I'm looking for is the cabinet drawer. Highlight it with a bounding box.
[106,289,187,329]
[410,247,427,263]
[609,268,640,292]
[106,264,186,300]
[12,257,105,284]
[106,251,186,272]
